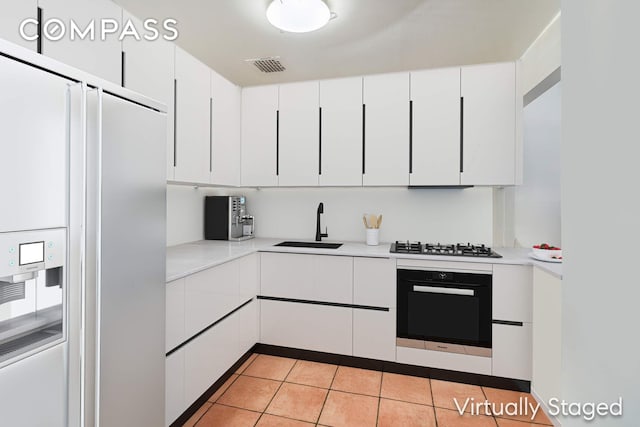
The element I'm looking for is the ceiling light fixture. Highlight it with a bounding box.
[266,0,335,33]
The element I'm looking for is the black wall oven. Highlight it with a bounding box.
[397,268,492,357]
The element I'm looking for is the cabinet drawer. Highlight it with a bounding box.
[166,278,186,352]
[353,257,395,308]
[492,323,532,380]
[165,349,184,427]
[184,313,238,405]
[353,309,396,362]
[184,260,239,338]
[493,264,532,323]
[261,253,352,304]
[260,299,352,356]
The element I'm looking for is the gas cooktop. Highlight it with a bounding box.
[390,241,502,258]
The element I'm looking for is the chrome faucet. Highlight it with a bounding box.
[315,202,328,241]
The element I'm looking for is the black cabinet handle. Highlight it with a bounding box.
[362,104,366,174]
[460,96,464,173]
[209,97,213,172]
[173,79,177,167]
[121,51,126,87]
[276,110,279,176]
[37,7,43,54]
[409,100,413,174]
[492,320,524,327]
[319,107,322,175]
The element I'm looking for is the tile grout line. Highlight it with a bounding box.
[317,362,341,425]
[257,355,299,424]
[188,401,213,427]
[375,372,384,426]
[429,378,439,427]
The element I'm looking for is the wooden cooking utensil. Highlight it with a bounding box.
[362,215,369,229]
[377,214,382,228]
[369,214,377,229]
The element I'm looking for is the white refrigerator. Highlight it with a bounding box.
[0,42,166,427]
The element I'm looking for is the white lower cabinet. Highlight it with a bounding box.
[396,346,492,375]
[238,299,259,355]
[184,312,238,406]
[260,299,352,356]
[165,348,185,427]
[184,260,239,338]
[492,323,532,380]
[353,309,396,361]
[260,253,353,304]
[166,278,186,352]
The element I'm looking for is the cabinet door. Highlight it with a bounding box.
[184,260,239,338]
[0,0,37,50]
[174,46,211,184]
[165,349,185,427]
[121,12,173,106]
[410,68,461,186]
[353,309,396,362]
[238,253,259,302]
[241,85,279,186]
[493,264,532,323]
[238,299,259,355]
[492,323,532,380]
[210,70,241,186]
[319,77,363,186]
[461,62,516,185]
[532,268,562,403]
[184,313,238,405]
[363,72,410,186]
[38,0,122,84]
[121,12,175,181]
[166,278,186,352]
[278,81,320,186]
[260,299,352,355]
[260,253,352,304]
[353,257,395,308]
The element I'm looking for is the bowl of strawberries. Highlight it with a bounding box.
[532,243,562,259]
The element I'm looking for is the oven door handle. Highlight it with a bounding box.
[412,285,475,296]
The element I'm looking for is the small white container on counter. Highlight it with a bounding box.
[366,228,380,246]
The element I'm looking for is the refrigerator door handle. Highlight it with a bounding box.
[94,87,104,426]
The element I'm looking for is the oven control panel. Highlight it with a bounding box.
[0,228,66,278]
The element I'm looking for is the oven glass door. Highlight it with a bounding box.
[397,269,492,348]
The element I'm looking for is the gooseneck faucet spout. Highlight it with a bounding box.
[315,202,328,241]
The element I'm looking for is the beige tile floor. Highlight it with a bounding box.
[182,353,553,427]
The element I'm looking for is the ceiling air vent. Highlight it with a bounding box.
[246,56,286,73]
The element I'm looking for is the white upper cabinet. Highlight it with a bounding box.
[173,46,211,184]
[319,77,363,186]
[363,72,410,186]
[211,70,241,186]
[0,0,37,50]
[410,68,461,186]
[241,85,279,187]
[38,0,122,84]
[121,11,173,106]
[461,62,516,185]
[121,11,174,180]
[278,81,320,186]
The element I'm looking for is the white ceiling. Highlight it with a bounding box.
[114,0,560,87]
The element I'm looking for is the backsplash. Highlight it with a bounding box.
[167,185,493,247]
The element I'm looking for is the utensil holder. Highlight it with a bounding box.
[366,228,379,246]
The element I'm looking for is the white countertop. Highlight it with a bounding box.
[166,238,563,282]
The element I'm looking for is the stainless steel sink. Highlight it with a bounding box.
[274,241,343,249]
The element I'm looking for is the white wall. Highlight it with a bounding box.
[513,82,562,248]
[167,185,494,247]
[520,13,561,95]
[562,1,640,425]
